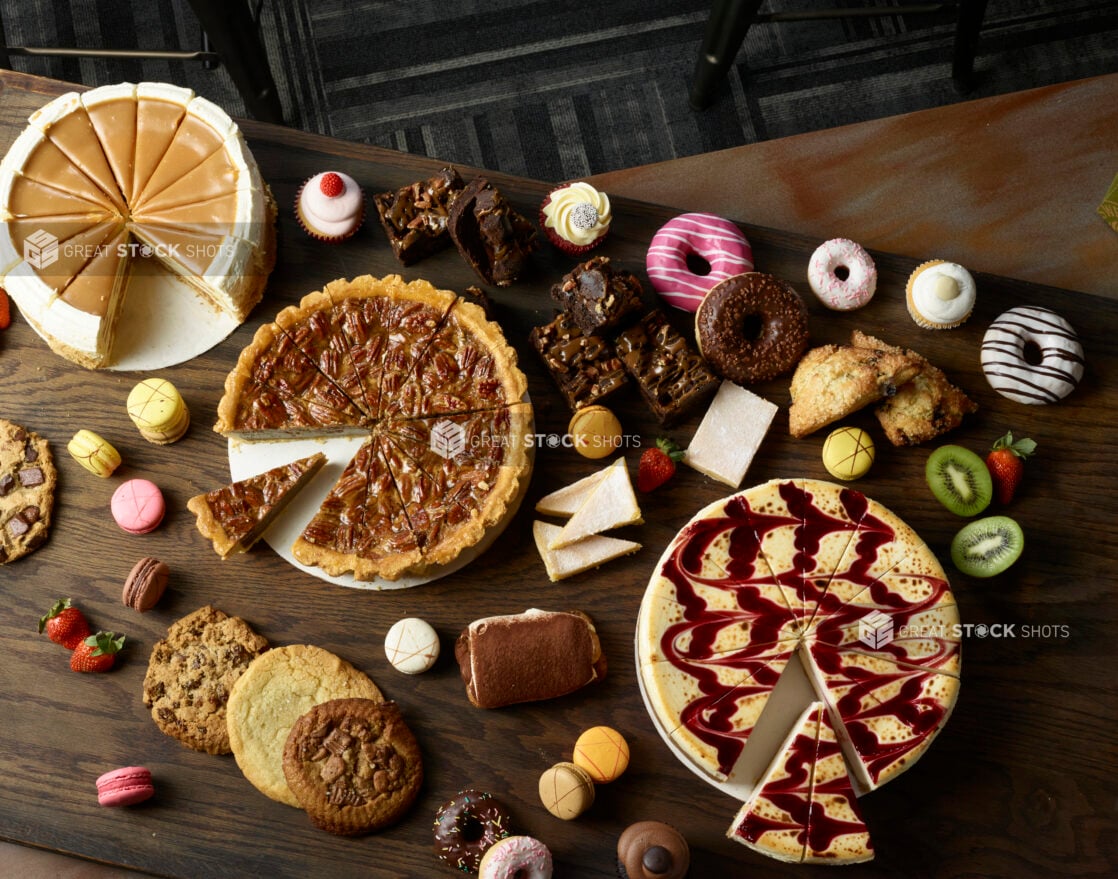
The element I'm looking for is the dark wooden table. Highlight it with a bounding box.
[1,70,1116,878]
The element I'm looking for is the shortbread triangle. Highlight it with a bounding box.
[534,465,608,517]
[548,458,642,549]
[533,520,640,581]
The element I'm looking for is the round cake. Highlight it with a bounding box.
[214,274,532,582]
[637,478,960,795]
[0,82,276,368]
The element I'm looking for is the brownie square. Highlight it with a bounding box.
[373,166,465,265]
[529,312,629,411]
[614,309,720,424]
[448,177,538,286]
[550,255,644,335]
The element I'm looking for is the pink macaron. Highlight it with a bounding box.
[111,479,165,534]
[96,766,155,807]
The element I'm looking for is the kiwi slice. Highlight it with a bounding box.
[925,445,992,516]
[951,515,1024,577]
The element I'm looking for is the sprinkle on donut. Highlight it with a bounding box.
[807,238,877,311]
[981,305,1085,404]
[695,272,810,384]
[646,212,754,312]
[433,788,513,874]
[478,835,554,879]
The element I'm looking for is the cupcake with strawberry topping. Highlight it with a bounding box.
[295,171,365,242]
[540,181,611,255]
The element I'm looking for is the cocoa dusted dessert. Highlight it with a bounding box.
[448,176,538,286]
[615,309,720,425]
[373,166,465,265]
[550,255,644,335]
[530,311,629,411]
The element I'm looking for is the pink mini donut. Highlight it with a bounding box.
[479,835,553,879]
[807,238,877,310]
[646,212,754,312]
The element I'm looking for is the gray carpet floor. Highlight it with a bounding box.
[2,0,1116,181]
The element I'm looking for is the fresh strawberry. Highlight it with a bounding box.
[318,172,345,197]
[0,287,10,330]
[70,631,125,673]
[38,598,91,650]
[637,438,685,492]
[985,431,1036,505]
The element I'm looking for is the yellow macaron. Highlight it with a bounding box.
[67,429,121,478]
[822,426,875,481]
[572,725,630,783]
[127,378,189,444]
[567,405,623,460]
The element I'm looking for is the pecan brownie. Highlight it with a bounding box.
[373,166,464,265]
[529,311,629,411]
[550,255,644,335]
[447,176,538,287]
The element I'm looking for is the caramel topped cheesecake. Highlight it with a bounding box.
[213,274,532,582]
[0,82,276,368]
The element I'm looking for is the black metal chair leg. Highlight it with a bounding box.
[951,0,988,92]
[0,12,11,70]
[186,0,283,123]
[689,0,765,111]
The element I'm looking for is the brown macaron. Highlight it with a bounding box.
[122,557,170,612]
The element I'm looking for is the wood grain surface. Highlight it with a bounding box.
[1,71,1116,879]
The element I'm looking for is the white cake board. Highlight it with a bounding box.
[228,432,531,591]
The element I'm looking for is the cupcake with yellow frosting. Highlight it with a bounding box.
[540,181,611,255]
[906,259,977,329]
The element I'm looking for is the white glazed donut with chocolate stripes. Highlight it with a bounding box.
[981,305,1085,404]
[646,212,754,312]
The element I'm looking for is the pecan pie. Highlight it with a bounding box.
[214,274,531,581]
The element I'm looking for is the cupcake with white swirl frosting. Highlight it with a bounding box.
[906,259,976,329]
[540,181,611,255]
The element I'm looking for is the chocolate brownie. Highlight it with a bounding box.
[142,606,270,754]
[0,418,55,564]
[282,698,423,835]
[529,311,629,411]
[373,166,464,265]
[614,309,721,424]
[447,176,538,286]
[550,255,644,335]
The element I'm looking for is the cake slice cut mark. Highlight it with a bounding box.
[133,110,227,210]
[10,129,122,215]
[803,704,874,863]
[132,146,238,214]
[34,100,127,212]
[56,224,130,316]
[548,457,642,550]
[18,219,122,299]
[1,213,113,276]
[725,700,819,862]
[374,288,460,421]
[130,91,190,202]
[132,189,240,234]
[82,86,137,204]
[2,172,117,219]
[128,220,227,277]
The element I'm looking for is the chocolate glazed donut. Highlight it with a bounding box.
[433,788,512,873]
[695,272,809,384]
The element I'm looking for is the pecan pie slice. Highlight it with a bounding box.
[187,452,327,558]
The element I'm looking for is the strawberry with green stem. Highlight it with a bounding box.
[637,438,685,492]
[38,598,91,650]
[986,431,1036,505]
[70,632,125,673]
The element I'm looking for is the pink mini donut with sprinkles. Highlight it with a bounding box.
[807,238,877,310]
[646,212,754,312]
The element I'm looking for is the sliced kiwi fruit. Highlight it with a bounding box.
[951,515,1024,577]
[925,445,992,516]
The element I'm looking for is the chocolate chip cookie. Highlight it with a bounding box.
[142,606,270,754]
[282,698,423,835]
[0,418,55,564]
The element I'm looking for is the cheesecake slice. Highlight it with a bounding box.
[187,452,327,559]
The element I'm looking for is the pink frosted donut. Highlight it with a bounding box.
[646,212,754,312]
[807,238,877,310]
[479,835,553,879]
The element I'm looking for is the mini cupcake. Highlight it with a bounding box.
[540,181,611,255]
[295,171,365,242]
[906,259,976,329]
[617,821,689,879]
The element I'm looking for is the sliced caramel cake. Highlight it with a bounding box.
[0,82,275,367]
[214,275,532,583]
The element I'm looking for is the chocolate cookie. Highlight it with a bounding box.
[142,606,270,755]
[282,698,422,836]
[0,418,55,564]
